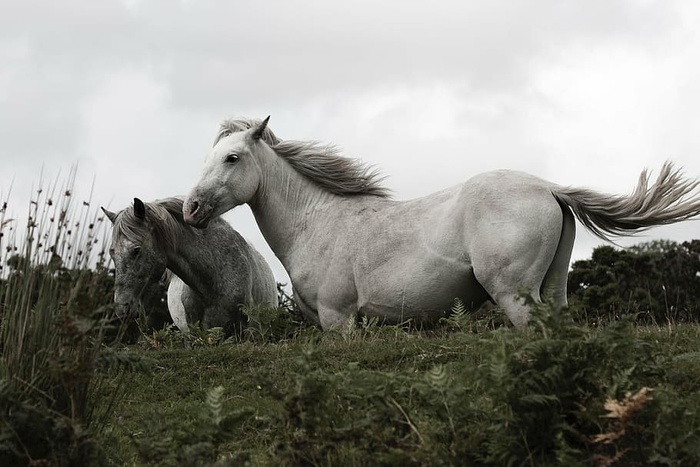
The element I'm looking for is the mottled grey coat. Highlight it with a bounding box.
[104,197,276,334]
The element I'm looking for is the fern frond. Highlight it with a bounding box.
[425,364,449,390]
[451,298,467,317]
[519,393,560,407]
[206,385,225,426]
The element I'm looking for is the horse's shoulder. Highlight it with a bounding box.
[208,220,269,268]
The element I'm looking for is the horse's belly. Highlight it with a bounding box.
[357,263,489,323]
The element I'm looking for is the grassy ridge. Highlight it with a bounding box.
[101,306,700,466]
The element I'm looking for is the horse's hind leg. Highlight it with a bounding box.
[488,283,543,328]
[474,252,554,328]
[471,212,562,328]
[167,275,191,333]
[541,204,576,309]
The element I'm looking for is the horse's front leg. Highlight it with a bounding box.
[314,261,360,330]
[318,305,357,331]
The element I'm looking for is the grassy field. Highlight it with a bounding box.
[95,306,700,466]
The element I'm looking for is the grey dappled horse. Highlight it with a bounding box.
[183,117,700,329]
[103,197,277,334]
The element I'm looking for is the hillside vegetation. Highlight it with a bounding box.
[1,179,699,466]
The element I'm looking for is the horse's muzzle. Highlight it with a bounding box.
[183,197,211,228]
[114,302,137,320]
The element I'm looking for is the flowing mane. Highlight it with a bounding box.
[113,197,194,251]
[215,117,391,198]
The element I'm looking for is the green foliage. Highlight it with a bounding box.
[0,177,151,465]
[440,297,508,333]
[242,302,305,343]
[130,275,174,339]
[130,300,308,351]
[137,321,228,350]
[134,385,256,466]
[269,343,424,465]
[568,240,700,324]
[94,309,700,466]
[473,297,661,465]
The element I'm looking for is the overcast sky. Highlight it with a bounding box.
[2,0,700,284]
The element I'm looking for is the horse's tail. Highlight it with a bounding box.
[551,161,700,242]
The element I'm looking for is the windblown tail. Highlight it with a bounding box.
[552,162,700,242]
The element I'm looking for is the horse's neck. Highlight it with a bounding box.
[162,225,223,297]
[249,155,342,265]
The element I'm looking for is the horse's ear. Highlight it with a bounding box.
[251,116,270,141]
[133,198,146,220]
[101,207,117,223]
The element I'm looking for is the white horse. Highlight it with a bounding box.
[182,117,700,329]
[103,197,277,335]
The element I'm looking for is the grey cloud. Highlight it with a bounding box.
[119,1,680,110]
[0,0,680,120]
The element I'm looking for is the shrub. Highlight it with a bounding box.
[568,241,700,324]
[242,301,309,343]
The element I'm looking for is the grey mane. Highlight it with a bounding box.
[216,117,391,198]
[114,197,214,251]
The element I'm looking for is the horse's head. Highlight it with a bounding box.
[102,198,168,320]
[183,116,271,228]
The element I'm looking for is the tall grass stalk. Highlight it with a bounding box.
[0,170,144,465]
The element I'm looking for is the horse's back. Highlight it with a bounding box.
[458,169,562,229]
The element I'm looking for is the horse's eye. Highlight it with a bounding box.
[225,153,239,163]
[132,246,141,257]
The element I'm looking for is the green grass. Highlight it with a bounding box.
[98,309,700,466]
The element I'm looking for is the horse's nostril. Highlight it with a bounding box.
[190,200,200,214]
